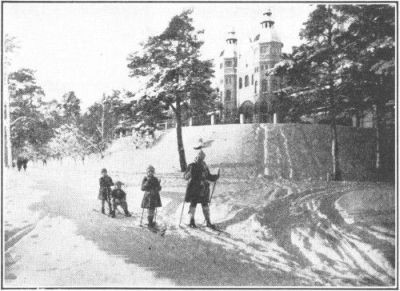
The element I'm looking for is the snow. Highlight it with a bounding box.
[6,216,174,287]
[3,125,395,286]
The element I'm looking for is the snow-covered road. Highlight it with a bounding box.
[3,160,396,287]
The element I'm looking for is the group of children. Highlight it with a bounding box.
[98,166,162,226]
[98,149,220,229]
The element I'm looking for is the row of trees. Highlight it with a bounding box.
[270,4,395,179]
[5,5,394,179]
[5,10,218,170]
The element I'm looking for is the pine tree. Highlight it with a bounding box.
[8,68,53,157]
[127,10,215,171]
[335,4,395,176]
[61,91,81,126]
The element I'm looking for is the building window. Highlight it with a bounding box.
[262,80,268,92]
[225,60,232,67]
[225,76,232,84]
[239,77,243,89]
[261,46,266,53]
[225,90,231,101]
[255,81,258,93]
[245,75,249,87]
[251,74,254,85]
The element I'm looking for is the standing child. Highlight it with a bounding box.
[98,168,114,215]
[110,181,131,218]
[141,165,162,228]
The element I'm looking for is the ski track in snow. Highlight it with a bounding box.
[3,158,395,287]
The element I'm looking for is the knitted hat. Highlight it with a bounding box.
[115,181,124,186]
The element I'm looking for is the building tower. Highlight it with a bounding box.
[222,29,238,122]
[257,9,283,122]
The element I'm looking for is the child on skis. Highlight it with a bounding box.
[110,181,132,218]
[98,168,114,215]
[141,165,162,228]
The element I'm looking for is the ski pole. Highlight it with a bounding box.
[178,201,185,227]
[209,168,220,206]
[140,208,144,226]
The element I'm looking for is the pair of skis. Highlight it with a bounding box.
[93,208,167,236]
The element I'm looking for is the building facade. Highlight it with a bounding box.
[215,10,283,123]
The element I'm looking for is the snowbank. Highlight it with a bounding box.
[105,124,380,181]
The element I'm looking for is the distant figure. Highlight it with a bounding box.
[81,156,85,164]
[110,181,131,218]
[141,165,162,228]
[16,157,24,171]
[184,150,219,228]
[42,159,47,166]
[22,158,28,171]
[98,168,114,215]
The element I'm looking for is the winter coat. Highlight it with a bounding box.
[184,161,218,204]
[141,176,162,209]
[98,175,114,200]
[111,189,126,200]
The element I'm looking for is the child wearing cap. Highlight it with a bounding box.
[141,165,162,227]
[98,168,114,215]
[110,181,131,218]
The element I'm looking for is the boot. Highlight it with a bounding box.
[125,211,132,217]
[206,219,216,229]
[110,210,115,218]
[101,207,105,215]
[188,206,196,228]
[148,216,154,228]
[189,217,197,228]
[203,206,215,229]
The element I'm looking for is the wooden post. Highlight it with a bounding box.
[211,114,215,125]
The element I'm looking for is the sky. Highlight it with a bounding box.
[4,3,315,109]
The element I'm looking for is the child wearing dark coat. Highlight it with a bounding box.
[98,168,114,214]
[110,181,132,218]
[141,165,162,227]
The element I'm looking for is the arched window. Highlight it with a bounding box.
[225,90,231,101]
[262,80,268,92]
[239,77,243,89]
[255,81,258,93]
[251,74,254,85]
[245,75,249,87]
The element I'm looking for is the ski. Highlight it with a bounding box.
[92,208,112,217]
[140,224,167,236]
[181,224,228,236]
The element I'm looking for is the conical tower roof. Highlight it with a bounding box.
[259,9,281,43]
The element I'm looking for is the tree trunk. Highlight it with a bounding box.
[330,112,341,180]
[4,73,12,167]
[175,97,187,172]
[101,99,105,143]
[327,5,341,181]
[374,102,384,175]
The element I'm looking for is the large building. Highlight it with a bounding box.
[215,10,283,123]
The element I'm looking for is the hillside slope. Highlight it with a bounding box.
[106,124,378,180]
